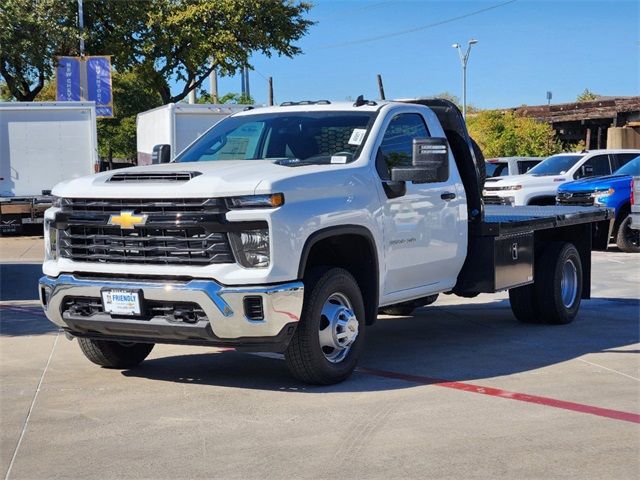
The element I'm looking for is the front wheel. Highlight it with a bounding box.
[285,267,365,385]
[616,215,640,253]
[78,338,154,369]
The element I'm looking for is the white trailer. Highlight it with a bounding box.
[0,102,98,234]
[136,103,250,165]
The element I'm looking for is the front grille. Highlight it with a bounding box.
[57,198,238,266]
[59,226,234,265]
[557,191,594,206]
[108,172,202,183]
[483,195,509,205]
[62,296,208,323]
[61,197,225,214]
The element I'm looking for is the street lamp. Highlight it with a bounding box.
[452,39,478,120]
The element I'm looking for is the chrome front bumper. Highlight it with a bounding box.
[39,275,304,348]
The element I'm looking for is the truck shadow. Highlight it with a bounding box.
[0,263,42,301]
[122,297,640,392]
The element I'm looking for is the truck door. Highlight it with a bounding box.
[376,112,464,296]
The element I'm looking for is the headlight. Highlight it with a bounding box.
[229,229,270,268]
[44,219,58,261]
[226,193,284,209]
[485,185,522,192]
[591,188,614,199]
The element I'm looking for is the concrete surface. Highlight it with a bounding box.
[1,237,639,479]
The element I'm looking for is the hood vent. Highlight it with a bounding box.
[108,171,202,183]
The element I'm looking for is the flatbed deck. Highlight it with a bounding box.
[475,205,613,236]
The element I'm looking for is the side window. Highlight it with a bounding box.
[519,161,539,174]
[614,153,638,169]
[376,113,429,179]
[575,155,611,179]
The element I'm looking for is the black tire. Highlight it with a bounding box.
[615,215,640,253]
[510,242,582,325]
[78,338,154,369]
[285,267,365,385]
[508,284,541,324]
[536,242,583,324]
[470,137,486,190]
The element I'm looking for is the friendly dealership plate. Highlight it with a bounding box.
[101,289,143,316]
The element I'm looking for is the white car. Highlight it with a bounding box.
[485,157,542,178]
[631,175,640,230]
[483,149,640,206]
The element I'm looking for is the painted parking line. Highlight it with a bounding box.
[358,367,640,425]
[4,308,637,425]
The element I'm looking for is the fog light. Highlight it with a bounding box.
[229,229,270,268]
[243,296,264,321]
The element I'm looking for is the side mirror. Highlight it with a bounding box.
[391,138,449,184]
[152,144,171,164]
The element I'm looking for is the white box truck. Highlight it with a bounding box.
[0,102,98,234]
[136,103,250,165]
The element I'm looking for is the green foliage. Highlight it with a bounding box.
[197,91,254,105]
[0,0,77,100]
[576,89,598,102]
[467,111,563,158]
[96,70,162,160]
[0,0,312,103]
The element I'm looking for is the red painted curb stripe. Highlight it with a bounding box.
[358,367,640,424]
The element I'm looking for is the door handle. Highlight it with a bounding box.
[441,192,456,201]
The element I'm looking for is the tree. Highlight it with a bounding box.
[467,111,563,158]
[96,70,163,160]
[197,91,254,105]
[0,0,77,100]
[0,0,312,104]
[576,89,598,102]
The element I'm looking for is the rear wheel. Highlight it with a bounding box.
[615,215,640,253]
[285,268,365,385]
[78,338,154,368]
[509,242,582,325]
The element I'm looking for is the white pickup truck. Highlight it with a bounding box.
[40,98,612,384]
[483,149,640,206]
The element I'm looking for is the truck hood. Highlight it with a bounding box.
[484,173,567,188]
[52,160,336,198]
[558,174,631,193]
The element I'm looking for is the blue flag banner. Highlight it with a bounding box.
[86,56,114,117]
[56,55,114,117]
[56,57,81,101]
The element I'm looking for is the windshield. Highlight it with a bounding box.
[615,156,640,176]
[486,162,509,177]
[528,154,583,176]
[176,111,376,164]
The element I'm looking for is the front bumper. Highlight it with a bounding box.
[39,275,304,352]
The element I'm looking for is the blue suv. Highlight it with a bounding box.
[557,156,640,252]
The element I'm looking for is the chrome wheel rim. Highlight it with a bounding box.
[560,258,578,308]
[319,292,359,363]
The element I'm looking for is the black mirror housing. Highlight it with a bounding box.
[152,144,171,164]
[390,138,449,184]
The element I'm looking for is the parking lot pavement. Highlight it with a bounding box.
[1,238,639,479]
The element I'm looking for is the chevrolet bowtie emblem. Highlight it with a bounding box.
[107,211,148,229]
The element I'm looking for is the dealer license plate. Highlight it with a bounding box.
[101,289,142,316]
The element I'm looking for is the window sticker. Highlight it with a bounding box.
[331,155,348,164]
[348,128,367,146]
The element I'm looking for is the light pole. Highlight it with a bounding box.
[452,39,478,120]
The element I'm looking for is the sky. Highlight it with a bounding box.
[180,0,639,109]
